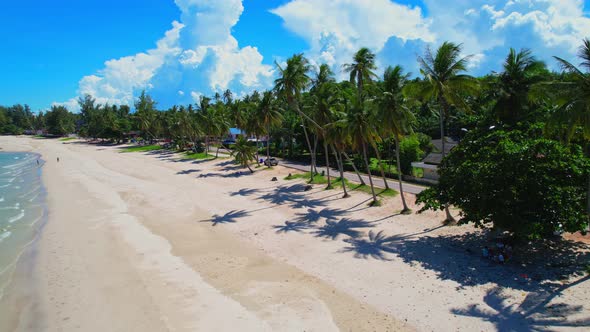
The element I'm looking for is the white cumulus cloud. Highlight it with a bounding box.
[271,0,434,75]
[55,0,272,111]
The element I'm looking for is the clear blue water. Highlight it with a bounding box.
[0,152,46,299]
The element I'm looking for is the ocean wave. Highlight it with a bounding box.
[0,197,3,202]
[8,210,25,223]
[19,185,41,199]
[0,231,11,243]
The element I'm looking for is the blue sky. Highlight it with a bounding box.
[0,0,589,112]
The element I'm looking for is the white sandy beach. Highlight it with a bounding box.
[0,135,588,331]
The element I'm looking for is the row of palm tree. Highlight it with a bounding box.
[73,38,590,219]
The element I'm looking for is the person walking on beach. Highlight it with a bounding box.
[57,157,60,163]
[36,159,39,166]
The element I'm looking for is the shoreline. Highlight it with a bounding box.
[0,150,49,330]
[0,135,588,331]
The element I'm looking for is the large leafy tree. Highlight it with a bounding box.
[378,65,415,213]
[417,127,590,239]
[407,41,479,222]
[45,105,75,136]
[532,39,590,225]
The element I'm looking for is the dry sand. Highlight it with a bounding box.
[0,136,588,331]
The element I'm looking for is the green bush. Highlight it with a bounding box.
[399,135,423,175]
[417,128,590,240]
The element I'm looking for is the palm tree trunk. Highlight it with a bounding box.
[362,142,378,205]
[439,98,455,223]
[266,125,271,168]
[299,118,315,182]
[343,152,366,185]
[373,144,390,190]
[246,162,253,173]
[324,141,331,188]
[255,135,260,165]
[205,134,209,156]
[587,144,590,231]
[332,145,349,198]
[312,134,319,175]
[395,136,410,213]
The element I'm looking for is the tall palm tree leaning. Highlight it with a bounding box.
[378,65,415,214]
[274,54,318,181]
[258,91,283,167]
[532,39,590,224]
[343,47,378,97]
[310,64,338,188]
[406,41,479,223]
[345,96,380,206]
[231,136,256,173]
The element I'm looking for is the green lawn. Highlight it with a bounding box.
[285,172,398,197]
[121,145,162,153]
[59,137,76,142]
[183,152,216,160]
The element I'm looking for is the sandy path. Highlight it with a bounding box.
[1,136,589,331]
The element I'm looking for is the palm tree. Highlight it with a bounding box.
[195,96,215,156]
[343,48,378,97]
[310,64,338,188]
[274,54,318,180]
[258,91,283,167]
[231,136,256,173]
[134,91,158,140]
[408,41,479,222]
[378,65,415,214]
[494,48,546,125]
[345,96,379,206]
[325,110,351,198]
[533,39,590,221]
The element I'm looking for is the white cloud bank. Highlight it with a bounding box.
[271,0,434,73]
[272,0,590,76]
[55,0,273,111]
[55,0,590,110]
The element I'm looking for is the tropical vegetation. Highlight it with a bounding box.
[2,39,590,239]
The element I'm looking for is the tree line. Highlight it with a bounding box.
[1,39,589,240]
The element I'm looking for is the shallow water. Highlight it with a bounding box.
[0,152,46,299]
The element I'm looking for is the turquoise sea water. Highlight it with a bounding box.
[0,152,46,299]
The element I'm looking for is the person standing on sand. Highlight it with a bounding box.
[57,157,60,162]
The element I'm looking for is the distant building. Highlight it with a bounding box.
[411,137,459,182]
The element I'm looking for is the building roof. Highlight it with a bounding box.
[431,137,458,154]
[229,128,244,135]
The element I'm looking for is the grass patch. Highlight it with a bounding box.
[59,137,76,142]
[285,172,399,197]
[184,152,215,160]
[121,145,162,153]
[284,172,330,184]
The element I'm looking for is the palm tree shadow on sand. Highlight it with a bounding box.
[451,281,590,331]
[340,229,590,330]
[314,218,374,240]
[200,209,251,226]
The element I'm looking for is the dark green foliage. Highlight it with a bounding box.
[417,128,590,239]
[45,105,75,136]
[398,135,423,175]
